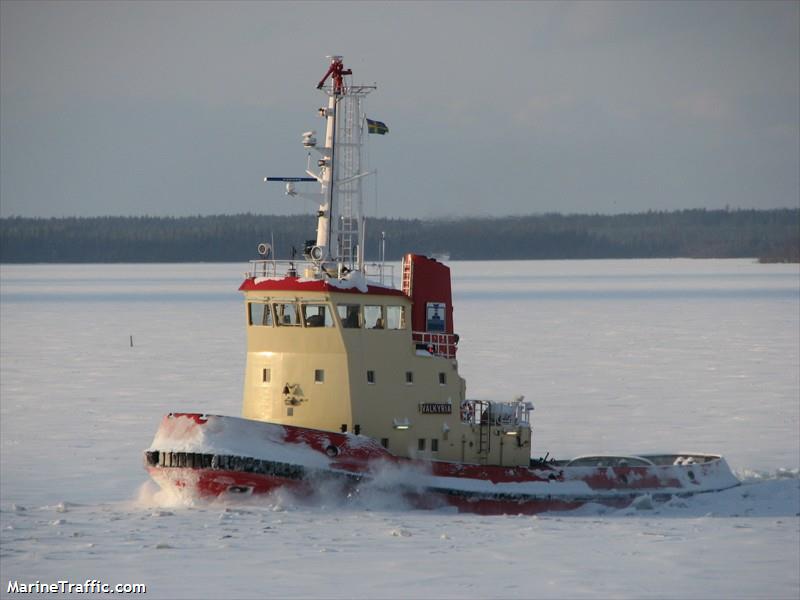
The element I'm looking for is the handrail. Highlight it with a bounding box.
[247,260,395,287]
[247,259,309,279]
[412,331,458,359]
[458,399,532,427]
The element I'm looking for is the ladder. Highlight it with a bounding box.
[477,400,491,458]
[401,255,413,295]
[335,94,361,270]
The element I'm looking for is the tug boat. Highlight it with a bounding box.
[144,57,739,514]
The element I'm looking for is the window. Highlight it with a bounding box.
[426,302,446,332]
[418,438,426,451]
[439,372,447,385]
[405,371,414,384]
[287,407,294,417]
[314,369,325,383]
[275,302,300,326]
[337,304,361,328]
[303,304,334,327]
[366,370,375,384]
[262,368,271,383]
[431,439,439,452]
[380,438,389,449]
[364,305,384,329]
[386,306,405,330]
[248,302,273,326]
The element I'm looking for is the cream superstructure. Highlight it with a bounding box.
[240,280,533,467]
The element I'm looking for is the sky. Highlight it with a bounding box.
[1,1,798,219]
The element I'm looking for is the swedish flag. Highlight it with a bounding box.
[366,118,389,135]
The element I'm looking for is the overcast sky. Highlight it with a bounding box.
[1,1,798,219]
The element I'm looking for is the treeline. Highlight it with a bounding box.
[1,209,798,263]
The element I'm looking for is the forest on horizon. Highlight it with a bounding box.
[1,208,798,264]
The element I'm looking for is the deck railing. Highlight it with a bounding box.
[247,259,311,279]
[247,260,395,287]
[412,331,458,359]
[459,399,533,427]
[363,262,395,287]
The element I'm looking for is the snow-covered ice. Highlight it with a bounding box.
[1,259,798,599]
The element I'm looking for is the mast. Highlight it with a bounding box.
[315,55,376,276]
[265,56,377,278]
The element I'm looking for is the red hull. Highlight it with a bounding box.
[146,465,632,515]
[145,413,740,515]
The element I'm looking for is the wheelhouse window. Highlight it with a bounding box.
[314,369,325,383]
[439,372,447,385]
[248,302,273,326]
[386,306,406,330]
[405,371,414,384]
[275,302,300,326]
[337,304,361,328]
[366,370,375,384]
[303,304,334,327]
[365,305,384,329]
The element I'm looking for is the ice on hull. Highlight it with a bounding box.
[145,413,740,514]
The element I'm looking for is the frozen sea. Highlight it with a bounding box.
[1,259,798,599]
